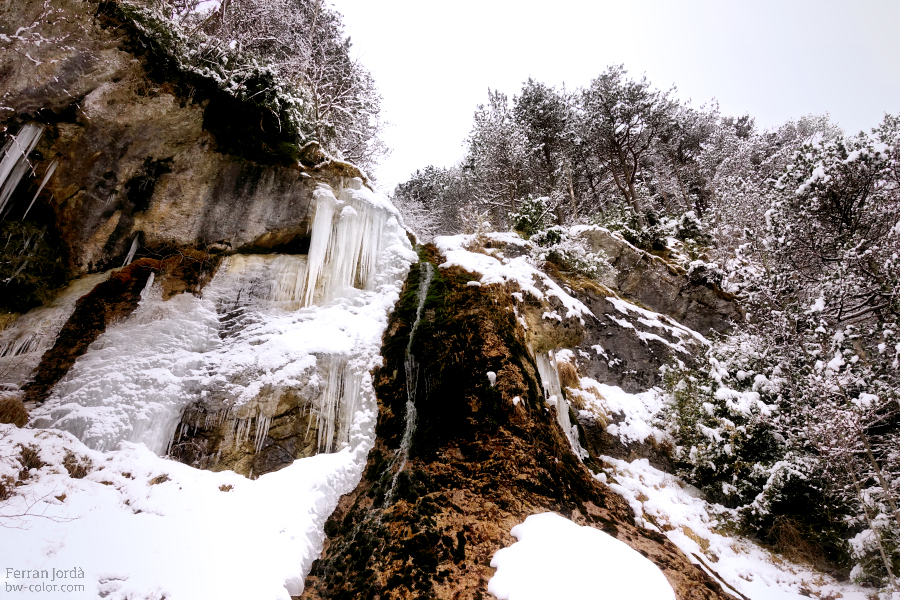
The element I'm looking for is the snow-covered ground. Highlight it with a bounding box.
[583,381,874,600]
[0,425,363,598]
[486,380,875,600]
[488,512,676,600]
[1,179,416,598]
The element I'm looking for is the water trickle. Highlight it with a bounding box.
[383,260,434,507]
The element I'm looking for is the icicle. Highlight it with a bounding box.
[0,124,44,217]
[22,159,58,220]
[254,415,271,453]
[296,181,393,307]
[123,235,139,267]
[302,187,336,307]
[6,259,28,282]
[319,191,389,303]
[313,353,346,453]
[0,273,108,366]
[535,350,587,460]
[139,272,156,300]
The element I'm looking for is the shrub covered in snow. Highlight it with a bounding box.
[509,196,556,238]
[530,226,616,282]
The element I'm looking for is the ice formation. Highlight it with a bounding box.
[30,178,415,459]
[0,123,43,216]
[8,176,414,598]
[0,270,112,390]
[535,350,586,459]
[22,158,58,220]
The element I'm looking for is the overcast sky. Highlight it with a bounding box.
[334,0,900,191]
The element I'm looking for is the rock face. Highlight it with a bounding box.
[577,227,743,336]
[0,0,367,400]
[1,0,364,282]
[168,391,321,478]
[302,250,727,600]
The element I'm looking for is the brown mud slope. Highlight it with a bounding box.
[302,247,727,600]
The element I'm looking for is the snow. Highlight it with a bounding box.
[575,379,667,446]
[606,296,710,347]
[806,297,826,313]
[31,182,415,457]
[0,425,368,599]
[488,512,676,600]
[586,385,872,600]
[8,181,415,598]
[434,233,591,322]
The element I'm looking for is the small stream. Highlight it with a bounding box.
[383,260,434,507]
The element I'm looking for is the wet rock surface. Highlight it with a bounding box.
[168,393,321,478]
[301,249,727,600]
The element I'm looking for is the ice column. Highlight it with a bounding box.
[0,124,43,216]
[535,350,585,459]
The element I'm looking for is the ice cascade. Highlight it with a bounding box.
[0,271,112,391]
[535,350,586,459]
[30,178,415,459]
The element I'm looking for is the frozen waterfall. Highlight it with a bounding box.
[30,178,416,458]
[0,270,112,391]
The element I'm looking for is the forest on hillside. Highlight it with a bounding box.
[393,70,900,587]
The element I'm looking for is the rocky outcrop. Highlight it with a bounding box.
[301,250,727,600]
[168,384,321,478]
[1,0,373,405]
[571,283,704,393]
[577,227,743,336]
[1,0,365,284]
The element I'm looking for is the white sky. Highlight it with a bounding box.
[334,0,900,191]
